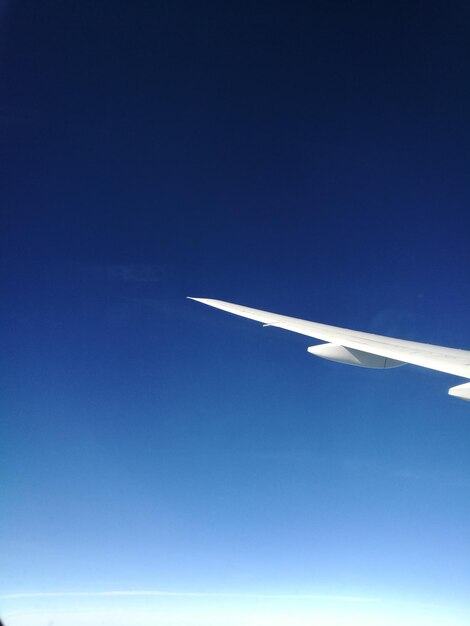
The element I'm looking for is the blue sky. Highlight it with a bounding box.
[1,1,470,624]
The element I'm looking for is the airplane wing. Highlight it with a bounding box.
[188,297,470,400]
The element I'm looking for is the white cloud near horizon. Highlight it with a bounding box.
[0,589,378,602]
[3,603,470,626]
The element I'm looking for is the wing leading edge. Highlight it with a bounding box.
[188,297,470,400]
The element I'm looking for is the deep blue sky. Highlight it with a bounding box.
[1,2,470,624]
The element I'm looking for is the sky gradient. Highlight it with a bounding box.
[1,1,470,624]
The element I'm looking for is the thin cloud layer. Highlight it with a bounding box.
[0,589,378,602]
[106,264,164,283]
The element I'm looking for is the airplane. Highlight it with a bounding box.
[188,297,470,401]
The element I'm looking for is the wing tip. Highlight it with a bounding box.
[187,296,216,305]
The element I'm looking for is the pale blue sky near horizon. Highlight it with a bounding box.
[2,1,470,624]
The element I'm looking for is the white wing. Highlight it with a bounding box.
[189,297,470,400]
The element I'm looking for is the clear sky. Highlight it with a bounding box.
[1,1,470,625]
